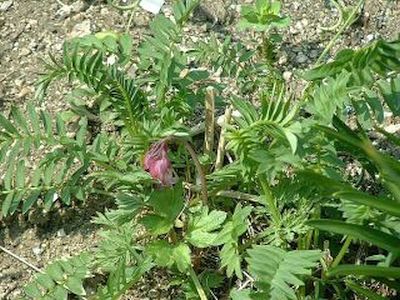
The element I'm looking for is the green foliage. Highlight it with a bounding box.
[13,1,400,299]
[304,39,400,84]
[214,204,252,279]
[227,84,300,181]
[185,206,227,247]
[242,245,321,300]
[140,184,184,236]
[24,253,91,299]
[0,104,90,216]
[146,240,192,273]
[238,0,290,32]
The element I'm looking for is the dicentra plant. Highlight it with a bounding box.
[0,0,399,299]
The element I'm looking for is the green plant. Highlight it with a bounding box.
[0,0,399,299]
[238,0,290,61]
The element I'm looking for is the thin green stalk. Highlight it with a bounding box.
[107,0,139,11]
[331,236,352,268]
[259,174,281,225]
[315,0,364,66]
[188,266,207,300]
[299,0,364,102]
[125,10,135,33]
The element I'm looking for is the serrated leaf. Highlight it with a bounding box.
[65,276,86,296]
[36,273,55,290]
[172,243,191,272]
[186,207,227,248]
[141,185,184,236]
[46,262,65,282]
[24,282,42,298]
[52,286,68,300]
[246,245,321,300]
[146,241,191,273]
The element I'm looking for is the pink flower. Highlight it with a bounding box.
[144,140,175,186]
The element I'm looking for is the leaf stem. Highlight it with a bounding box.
[315,0,364,66]
[331,236,352,268]
[182,140,208,205]
[166,137,208,204]
[188,266,207,300]
[259,174,281,225]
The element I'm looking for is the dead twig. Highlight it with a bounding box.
[204,86,216,157]
[215,106,232,170]
[0,245,42,273]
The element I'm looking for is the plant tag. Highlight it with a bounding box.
[139,0,165,14]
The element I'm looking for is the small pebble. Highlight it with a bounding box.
[283,71,293,81]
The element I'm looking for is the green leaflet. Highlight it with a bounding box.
[327,265,400,279]
[214,204,252,279]
[140,184,184,236]
[307,219,400,255]
[246,245,321,300]
[346,281,387,300]
[24,253,91,299]
[185,206,227,248]
[146,240,191,273]
[334,190,400,218]
[304,39,400,83]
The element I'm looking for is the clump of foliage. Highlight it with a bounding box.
[0,0,399,299]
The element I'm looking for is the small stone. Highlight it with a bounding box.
[296,53,308,64]
[278,55,288,65]
[57,229,66,237]
[366,34,374,42]
[17,87,31,99]
[384,124,400,134]
[14,78,24,87]
[19,47,31,57]
[283,71,292,81]
[68,19,91,38]
[0,0,13,12]
[32,246,43,256]
[56,5,72,19]
[309,49,319,58]
[100,7,109,15]
[301,18,309,27]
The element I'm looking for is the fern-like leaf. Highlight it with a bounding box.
[246,245,321,300]
[24,252,92,299]
[304,39,400,85]
[0,105,90,216]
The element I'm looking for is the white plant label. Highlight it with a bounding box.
[139,0,165,14]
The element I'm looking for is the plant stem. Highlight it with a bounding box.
[188,266,207,300]
[299,0,363,101]
[181,140,208,205]
[107,0,139,11]
[315,0,364,66]
[184,183,259,203]
[331,236,352,268]
[259,174,281,225]
[0,246,42,273]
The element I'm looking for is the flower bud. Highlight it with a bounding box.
[144,140,175,186]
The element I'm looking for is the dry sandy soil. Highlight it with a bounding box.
[0,0,399,298]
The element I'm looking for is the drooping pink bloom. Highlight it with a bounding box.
[144,140,175,186]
